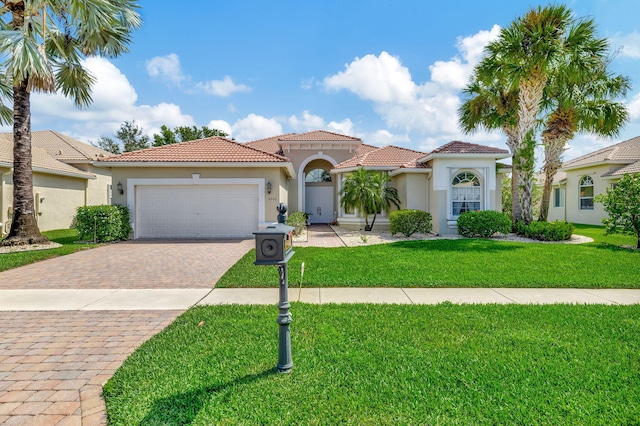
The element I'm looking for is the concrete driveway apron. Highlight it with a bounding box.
[0,238,252,425]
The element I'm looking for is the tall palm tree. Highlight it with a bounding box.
[538,68,630,221]
[339,168,401,231]
[459,74,520,222]
[0,0,141,246]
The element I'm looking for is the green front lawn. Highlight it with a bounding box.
[217,224,639,288]
[104,304,640,425]
[0,229,99,272]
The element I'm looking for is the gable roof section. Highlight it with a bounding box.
[0,130,113,163]
[280,130,361,142]
[98,137,294,176]
[245,133,294,155]
[333,145,427,170]
[562,136,640,171]
[0,139,95,179]
[601,160,640,177]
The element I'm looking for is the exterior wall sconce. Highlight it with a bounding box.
[266,181,272,194]
[117,182,124,195]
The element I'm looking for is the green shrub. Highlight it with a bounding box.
[457,210,512,238]
[389,210,433,237]
[286,211,307,236]
[515,220,574,241]
[74,205,131,242]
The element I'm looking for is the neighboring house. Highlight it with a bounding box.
[546,135,640,225]
[99,130,509,239]
[0,130,113,234]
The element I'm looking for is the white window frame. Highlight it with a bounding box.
[451,171,481,218]
[579,175,594,211]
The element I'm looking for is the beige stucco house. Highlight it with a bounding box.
[0,131,113,234]
[99,130,509,239]
[546,136,640,225]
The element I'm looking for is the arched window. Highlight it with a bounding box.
[305,168,332,183]
[579,175,594,210]
[452,172,481,216]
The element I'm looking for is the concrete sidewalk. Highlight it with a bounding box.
[1,287,639,310]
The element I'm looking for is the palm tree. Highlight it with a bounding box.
[459,74,520,222]
[339,168,401,231]
[537,25,630,221]
[466,5,617,225]
[0,1,141,246]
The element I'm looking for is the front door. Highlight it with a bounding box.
[305,185,334,224]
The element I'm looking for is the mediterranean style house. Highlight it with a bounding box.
[546,136,640,225]
[99,130,510,239]
[0,131,112,234]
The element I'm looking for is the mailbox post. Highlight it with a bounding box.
[254,204,295,373]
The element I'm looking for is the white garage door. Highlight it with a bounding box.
[136,185,258,238]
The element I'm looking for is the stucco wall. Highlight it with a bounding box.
[562,164,620,225]
[109,166,288,224]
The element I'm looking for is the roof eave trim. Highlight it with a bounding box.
[561,160,632,172]
[330,166,396,174]
[389,168,433,177]
[32,166,95,180]
[419,152,510,162]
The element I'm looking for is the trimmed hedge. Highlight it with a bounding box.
[286,212,307,236]
[516,220,574,242]
[457,210,512,238]
[389,210,433,237]
[75,205,131,243]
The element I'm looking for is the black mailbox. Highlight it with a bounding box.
[254,223,295,265]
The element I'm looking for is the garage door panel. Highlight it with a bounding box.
[136,185,258,238]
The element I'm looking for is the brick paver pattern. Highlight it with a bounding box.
[0,310,181,425]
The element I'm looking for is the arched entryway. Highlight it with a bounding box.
[304,159,335,224]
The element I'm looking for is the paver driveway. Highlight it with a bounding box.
[0,238,253,425]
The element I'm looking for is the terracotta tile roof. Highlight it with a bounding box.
[333,145,427,169]
[429,141,509,155]
[355,143,378,156]
[0,130,113,162]
[601,160,640,177]
[280,130,361,142]
[0,139,94,178]
[563,136,640,169]
[245,133,294,154]
[98,136,289,163]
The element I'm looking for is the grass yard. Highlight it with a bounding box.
[217,225,640,288]
[0,229,98,272]
[103,304,640,425]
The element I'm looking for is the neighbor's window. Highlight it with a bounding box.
[305,169,332,183]
[452,172,481,216]
[579,175,594,210]
[553,188,565,208]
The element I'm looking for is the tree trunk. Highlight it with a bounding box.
[0,79,48,246]
[539,137,566,222]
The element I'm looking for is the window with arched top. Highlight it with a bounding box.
[305,168,332,183]
[452,172,481,216]
[579,175,594,210]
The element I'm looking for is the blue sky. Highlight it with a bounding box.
[22,0,640,162]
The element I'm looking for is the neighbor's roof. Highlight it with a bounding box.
[98,136,290,164]
[562,136,640,170]
[0,139,95,179]
[333,145,427,170]
[279,130,361,142]
[0,130,113,162]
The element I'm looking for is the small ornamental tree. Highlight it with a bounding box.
[595,173,640,248]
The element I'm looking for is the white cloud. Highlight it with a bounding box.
[32,57,194,142]
[322,27,502,142]
[146,53,186,85]
[366,129,410,147]
[207,119,233,136]
[146,53,250,97]
[610,31,640,59]
[196,76,251,97]
[288,111,325,131]
[323,51,417,104]
[627,92,640,120]
[231,114,283,142]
